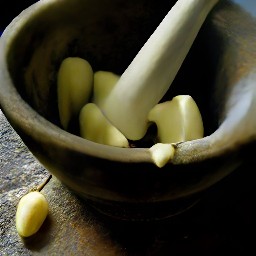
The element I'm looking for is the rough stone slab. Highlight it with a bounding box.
[1,109,256,255]
[0,110,122,255]
[0,109,49,255]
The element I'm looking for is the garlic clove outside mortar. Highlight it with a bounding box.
[16,191,49,237]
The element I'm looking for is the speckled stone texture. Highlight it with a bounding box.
[0,109,49,255]
[1,109,256,255]
[0,110,122,255]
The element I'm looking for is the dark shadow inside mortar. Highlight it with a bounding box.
[6,0,221,140]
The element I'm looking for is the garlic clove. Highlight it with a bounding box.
[16,191,49,237]
[101,0,219,141]
[149,143,176,168]
[93,71,119,108]
[79,103,129,148]
[148,95,204,144]
[57,57,93,130]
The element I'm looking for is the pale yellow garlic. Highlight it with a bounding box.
[93,71,119,107]
[101,0,219,141]
[79,103,129,147]
[16,191,49,237]
[57,57,93,130]
[149,143,176,168]
[148,95,204,143]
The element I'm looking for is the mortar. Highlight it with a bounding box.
[0,0,256,220]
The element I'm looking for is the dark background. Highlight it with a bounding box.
[0,1,38,34]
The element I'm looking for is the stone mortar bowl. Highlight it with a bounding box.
[0,0,256,220]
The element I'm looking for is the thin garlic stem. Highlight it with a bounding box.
[36,174,52,192]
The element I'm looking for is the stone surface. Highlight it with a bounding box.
[0,109,49,255]
[0,110,122,255]
[1,109,256,255]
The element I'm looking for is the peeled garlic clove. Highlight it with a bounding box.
[149,143,176,168]
[100,0,219,141]
[79,103,129,148]
[93,71,119,107]
[57,57,93,130]
[148,95,204,143]
[16,191,49,237]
